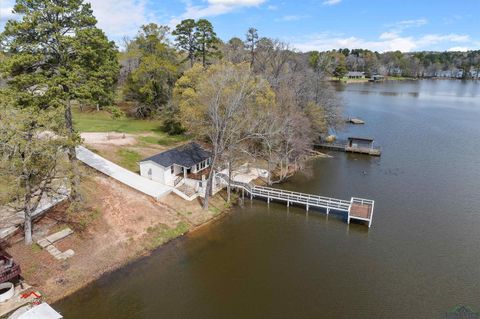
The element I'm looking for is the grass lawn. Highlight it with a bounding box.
[73,109,189,147]
[73,109,164,133]
[116,149,143,173]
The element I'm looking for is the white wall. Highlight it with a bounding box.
[139,161,166,184]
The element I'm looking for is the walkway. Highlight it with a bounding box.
[217,174,375,227]
[76,146,171,200]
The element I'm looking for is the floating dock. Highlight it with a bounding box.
[348,118,365,124]
[217,174,375,227]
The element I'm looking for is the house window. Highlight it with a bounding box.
[171,166,174,174]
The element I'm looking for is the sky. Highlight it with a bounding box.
[1,0,479,52]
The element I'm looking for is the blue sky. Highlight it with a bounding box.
[1,0,479,52]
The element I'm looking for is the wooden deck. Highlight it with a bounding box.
[316,142,382,156]
[217,174,375,227]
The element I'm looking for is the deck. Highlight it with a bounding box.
[217,174,375,227]
[316,142,381,156]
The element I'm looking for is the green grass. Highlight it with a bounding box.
[138,134,189,146]
[146,222,189,249]
[73,109,189,146]
[73,110,164,133]
[117,149,143,172]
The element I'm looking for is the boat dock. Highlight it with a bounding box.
[217,174,375,227]
[316,136,381,156]
[348,118,365,124]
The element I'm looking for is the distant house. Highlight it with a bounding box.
[139,142,211,188]
[370,74,385,82]
[346,71,365,79]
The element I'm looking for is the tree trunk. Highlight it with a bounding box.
[227,160,232,202]
[203,155,217,210]
[96,103,100,111]
[24,181,33,245]
[65,97,81,202]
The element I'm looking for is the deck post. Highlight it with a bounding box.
[327,208,330,215]
[267,197,270,204]
[287,201,289,207]
[306,204,309,211]
[242,188,244,200]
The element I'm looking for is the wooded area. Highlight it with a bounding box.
[1,0,479,242]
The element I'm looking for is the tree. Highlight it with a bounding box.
[223,37,246,64]
[123,24,178,118]
[0,94,67,245]
[174,62,275,209]
[195,19,221,67]
[245,28,259,67]
[172,19,197,67]
[333,55,348,79]
[1,0,119,202]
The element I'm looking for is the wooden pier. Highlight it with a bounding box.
[217,174,375,227]
[316,136,381,156]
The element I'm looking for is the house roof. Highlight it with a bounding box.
[347,71,365,76]
[140,142,211,168]
[348,136,374,142]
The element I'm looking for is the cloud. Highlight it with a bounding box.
[323,0,341,6]
[0,0,16,22]
[447,46,471,52]
[170,0,266,26]
[291,31,471,52]
[87,0,154,39]
[277,15,307,22]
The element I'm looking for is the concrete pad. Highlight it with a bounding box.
[45,228,73,244]
[57,249,74,260]
[36,239,50,249]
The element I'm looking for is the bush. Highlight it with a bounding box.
[105,105,126,119]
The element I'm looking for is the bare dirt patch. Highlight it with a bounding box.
[6,171,230,303]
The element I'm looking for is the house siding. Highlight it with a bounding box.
[139,161,166,184]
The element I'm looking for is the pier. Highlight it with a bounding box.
[316,136,381,156]
[217,174,375,227]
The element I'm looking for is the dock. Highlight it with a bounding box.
[316,136,381,156]
[217,174,374,227]
[348,118,365,124]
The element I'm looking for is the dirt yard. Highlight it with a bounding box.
[5,170,231,303]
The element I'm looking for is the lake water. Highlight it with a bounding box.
[56,80,480,318]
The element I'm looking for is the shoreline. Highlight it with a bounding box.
[52,204,234,305]
[5,171,237,306]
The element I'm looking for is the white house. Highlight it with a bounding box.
[139,142,212,189]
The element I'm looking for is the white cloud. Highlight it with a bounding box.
[278,15,307,22]
[291,31,471,52]
[0,0,16,22]
[86,0,154,39]
[323,0,341,6]
[447,46,471,52]
[170,0,266,26]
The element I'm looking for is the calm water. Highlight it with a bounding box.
[56,80,480,318]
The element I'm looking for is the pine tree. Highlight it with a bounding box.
[1,0,119,202]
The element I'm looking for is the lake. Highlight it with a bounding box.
[56,80,480,318]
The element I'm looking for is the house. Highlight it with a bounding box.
[346,71,365,79]
[139,142,211,188]
[369,74,384,82]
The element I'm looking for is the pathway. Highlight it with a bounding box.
[76,146,171,200]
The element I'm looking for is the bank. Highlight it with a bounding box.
[5,165,237,304]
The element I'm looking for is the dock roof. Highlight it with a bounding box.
[348,136,374,142]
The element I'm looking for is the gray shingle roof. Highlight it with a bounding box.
[140,142,211,168]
